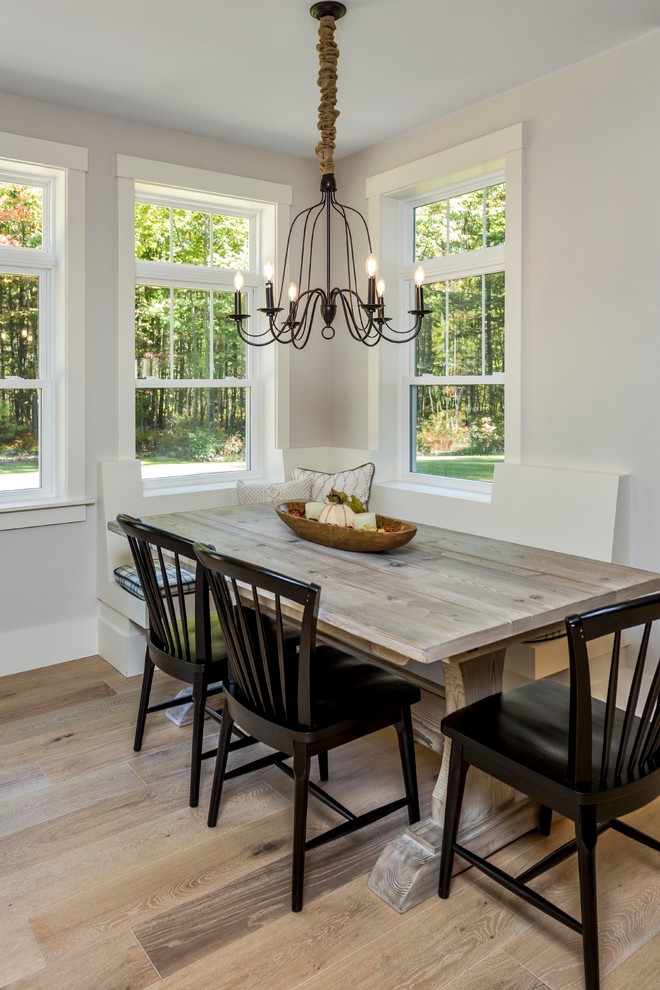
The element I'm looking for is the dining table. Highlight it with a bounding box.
[112,501,660,912]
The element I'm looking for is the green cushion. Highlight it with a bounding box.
[176,610,227,662]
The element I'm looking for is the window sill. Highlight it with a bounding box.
[0,498,93,531]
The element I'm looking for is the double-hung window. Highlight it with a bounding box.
[0,178,47,494]
[134,193,254,483]
[409,176,506,487]
[117,156,292,491]
[365,124,522,498]
[0,134,86,525]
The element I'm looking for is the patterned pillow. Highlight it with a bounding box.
[291,462,375,507]
[236,478,313,505]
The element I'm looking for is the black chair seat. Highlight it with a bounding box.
[312,646,421,729]
[443,678,658,798]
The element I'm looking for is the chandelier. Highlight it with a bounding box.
[230,2,430,348]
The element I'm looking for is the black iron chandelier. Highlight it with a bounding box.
[230,1,430,348]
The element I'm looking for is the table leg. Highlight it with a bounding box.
[368,648,539,913]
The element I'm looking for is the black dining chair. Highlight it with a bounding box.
[193,542,422,912]
[438,592,660,990]
[117,514,284,807]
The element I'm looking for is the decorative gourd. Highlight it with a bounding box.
[318,502,355,527]
[352,511,377,531]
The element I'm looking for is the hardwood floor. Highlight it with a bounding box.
[0,656,657,989]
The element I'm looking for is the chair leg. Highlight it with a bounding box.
[189,671,207,808]
[291,744,311,913]
[438,741,469,899]
[576,807,600,990]
[539,804,553,836]
[207,708,234,827]
[395,707,420,824]
[317,752,329,781]
[133,648,155,752]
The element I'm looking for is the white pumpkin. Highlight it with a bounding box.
[318,502,355,527]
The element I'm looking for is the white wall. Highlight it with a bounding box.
[331,30,660,572]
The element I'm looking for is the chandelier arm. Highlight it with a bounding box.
[373,313,430,344]
[232,317,277,347]
[291,290,323,348]
[303,200,329,304]
[330,196,371,328]
[334,289,383,346]
[277,197,325,308]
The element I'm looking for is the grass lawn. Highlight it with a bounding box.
[414,455,503,483]
[0,459,38,474]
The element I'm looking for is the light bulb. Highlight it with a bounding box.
[414,266,425,287]
[263,259,274,282]
[288,282,298,303]
[366,253,378,278]
[376,277,386,298]
[233,271,244,292]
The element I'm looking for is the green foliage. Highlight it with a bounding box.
[416,409,470,455]
[414,182,505,261]
[327,488,367,513]
[0,393,38,460]
[0,182,43,249]
[414,384,504,462]
[467,415,503,455]
[415,271,505,378]
[0,273,39,379]
[134,200,250,270]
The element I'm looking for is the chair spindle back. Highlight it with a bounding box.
[194,543,319,727]
[565,592,660,790]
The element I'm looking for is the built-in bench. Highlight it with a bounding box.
[96,459,242,675]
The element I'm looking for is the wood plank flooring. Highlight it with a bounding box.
[0,655,658,989]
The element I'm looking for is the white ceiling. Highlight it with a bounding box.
[4,0,660,159]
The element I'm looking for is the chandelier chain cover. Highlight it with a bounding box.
[229,2,431,347]
[315,13,340,176]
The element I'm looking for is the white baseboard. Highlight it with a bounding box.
[0,617,98,676]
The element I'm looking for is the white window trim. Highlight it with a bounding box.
[365,124,523,501]
[0,131,88,530]
[116,155,293,492]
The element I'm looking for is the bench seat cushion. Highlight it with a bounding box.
[113,563,196,600]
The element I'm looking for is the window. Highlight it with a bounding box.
[0,134,87,526]
[134,196,253,482]
[117,155,292,491]
[409,178,506,486]
[365,124,522,498]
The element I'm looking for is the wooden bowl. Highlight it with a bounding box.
[275,502,417,553]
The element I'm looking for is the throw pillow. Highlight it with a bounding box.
[290,462,375,506]
[236,478,313,505]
